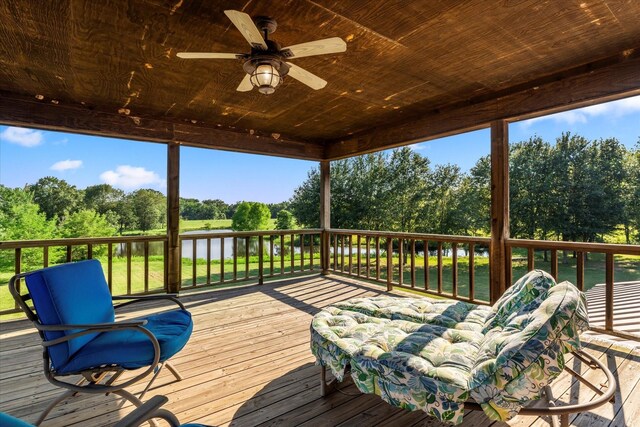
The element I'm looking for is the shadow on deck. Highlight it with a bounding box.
[0,274,638,426]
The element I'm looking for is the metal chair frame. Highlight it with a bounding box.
[9,272,187,426]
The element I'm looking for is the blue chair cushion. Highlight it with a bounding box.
[57,309,193,374]
[24,260,115,369]
[0,412,34,427]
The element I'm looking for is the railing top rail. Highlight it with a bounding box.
[181,229,323,239]
[0,235,168,249]
[506,238,640,255]
[327,229,491,244]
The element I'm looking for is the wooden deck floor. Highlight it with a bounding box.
[0,275,638,427]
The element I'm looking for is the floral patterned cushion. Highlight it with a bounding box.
[310,273,588,425]
[469,281,589,421]
[482,269,556,333]
[310,296,492,381]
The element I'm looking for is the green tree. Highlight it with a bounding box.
[268,201,291,219]
[83,184,125,228]
[289,168,320,228]
[113,195,138,234]
[275,209,297,230]
[60,209,116,238]
[231,201,271,231]
[202,199,228,219]
[131,189,166,232]
[28,176,83,222]
[0,186,57,267]
[510,137,555,239]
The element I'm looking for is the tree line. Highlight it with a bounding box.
[0,176,297,243]
[289,133,640,244]
[1,132,638,245]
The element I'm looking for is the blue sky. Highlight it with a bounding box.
[1,96,639,204]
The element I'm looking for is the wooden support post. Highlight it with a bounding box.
[490,120,509,304]
[320,160,331,275]
[167,142,181,294]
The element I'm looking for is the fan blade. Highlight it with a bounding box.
[224,10,268,50]
[286,63,327,90]
[282,37,346,59]
[176,52,241,59]
[237,74,253,92]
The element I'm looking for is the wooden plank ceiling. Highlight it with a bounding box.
[1,0,639,160]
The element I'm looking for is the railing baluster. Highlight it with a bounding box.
[258,235,264,284]
[108,243,113,293]
[551,249,558,280]
[290,234,295,273]
[576,251,584,291]
[301,234,305,271]
[365,236,370,279]
[43,246,49,268]
[144,241,149,292]
[14,248,21,310]
[386,238,393,291]
[605,253,614,331]
[341,235,345,273]
[192,238,197,286]
[220,237,225,283]
[398,238,404,286]
[233,237,238,281]
[310,234,314,271]
[375,236,381,280]
[527,247,534,271]
[333,233,338,271]
[245,237,250,279]
[452,242,458,298]
[469,243,475,302]
[270,236,275,275]
[505,245,512,288]
[87,243,93,260]
[206,237,211,284]
[126,241,132,294]
[280,234,285,275]
[348,235,353,275]
[66,245,72,262]
[424,240,429,290]
[357,235,361,277]
[437,242,443,294]
[411,239,416,288]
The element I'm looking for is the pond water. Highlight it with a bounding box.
[115,230,488,260]
[116,230,290,260]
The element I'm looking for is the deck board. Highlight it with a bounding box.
[0,275,638,427]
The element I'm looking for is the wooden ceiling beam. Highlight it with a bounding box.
[325,50,640,160]
[0,93,325,161]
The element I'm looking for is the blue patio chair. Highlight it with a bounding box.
[9,259,193,426]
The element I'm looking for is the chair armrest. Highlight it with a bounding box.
[37,319,148,332]
[113,395,181,427]
[112,294,186,310]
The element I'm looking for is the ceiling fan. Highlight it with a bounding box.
[177,10,347,95]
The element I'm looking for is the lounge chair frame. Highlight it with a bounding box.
[320,348,616,427]
[9,272,186,426]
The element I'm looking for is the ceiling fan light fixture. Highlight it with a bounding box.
[250,62,282,95]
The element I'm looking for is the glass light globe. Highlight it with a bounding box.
[250,63,281,95]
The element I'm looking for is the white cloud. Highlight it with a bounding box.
[50,159,83,171]
[1,127,44,147]
[100,165,164,190]
[519,95,640,128]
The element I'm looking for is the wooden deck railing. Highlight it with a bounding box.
[0,235,168,315]
[0,230,323,315]
[179,229,322,289]
[327,229,492,305]
[506,238,640,340]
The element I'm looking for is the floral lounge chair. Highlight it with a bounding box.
[310,270,615,426]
